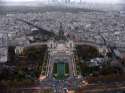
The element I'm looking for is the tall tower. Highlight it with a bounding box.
[65,0,70,4]
[52,0,58,2]
[59,23,64,40]
[68,0,70,3]
[80,0,82,3]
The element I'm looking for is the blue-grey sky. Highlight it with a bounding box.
[1,0,124,4]
[81,0,122,4]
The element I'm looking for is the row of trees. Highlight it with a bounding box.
[76,45,99,61]
[0,45,48,87]
[75,45,125,83]
[75,45,100,76]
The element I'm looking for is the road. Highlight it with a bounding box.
[78,82,125,93]
[38,40,81,93]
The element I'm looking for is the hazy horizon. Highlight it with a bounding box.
[1,0,124,4]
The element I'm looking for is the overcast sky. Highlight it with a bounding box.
[81,0,122,4]
[1,0,124,4]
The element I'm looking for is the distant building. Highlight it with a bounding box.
[65,0,70,3]
[0,33,8,47]
[0,48,8,63]
[88,58,105,67]
[15,46,25,56]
